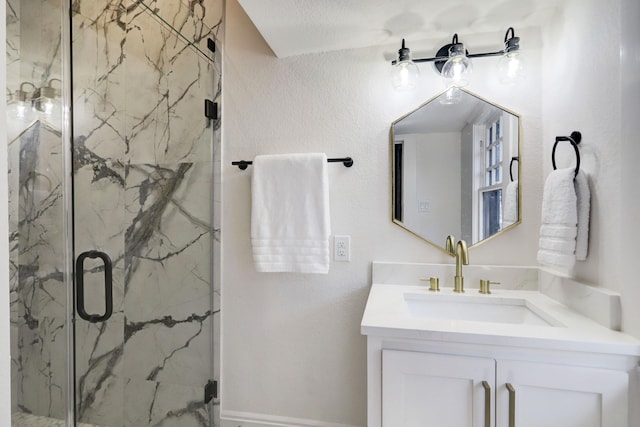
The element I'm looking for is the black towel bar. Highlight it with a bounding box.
[232,157,354,170]
[552,131,582,178]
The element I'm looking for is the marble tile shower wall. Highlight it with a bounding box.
[9,121,66,419]
[7,0,222,426]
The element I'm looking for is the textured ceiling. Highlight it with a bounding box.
[237,0,564,58]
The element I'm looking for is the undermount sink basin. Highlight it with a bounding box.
[404,292,564,327]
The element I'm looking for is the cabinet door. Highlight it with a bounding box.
[382,350,495,427]
[496,360,628,427]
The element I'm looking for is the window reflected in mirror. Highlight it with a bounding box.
[391,88,520,252]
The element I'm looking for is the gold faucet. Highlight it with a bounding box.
[445,235,455,256]
[454,240,469,293]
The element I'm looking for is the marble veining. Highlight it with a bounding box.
[8,0,223,425]
[12,411,103,427]
[9,120,67,420]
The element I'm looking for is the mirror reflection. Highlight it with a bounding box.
[392,88,520,251]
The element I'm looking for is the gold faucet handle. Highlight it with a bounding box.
[420,277,440,292]
[479,279,500,294]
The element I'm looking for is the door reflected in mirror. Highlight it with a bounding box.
[391,88,521,252]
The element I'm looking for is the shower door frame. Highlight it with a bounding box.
[61,0,76,424]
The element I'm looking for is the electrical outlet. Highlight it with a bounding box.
[334,235,351,262]
[418,200,431,213]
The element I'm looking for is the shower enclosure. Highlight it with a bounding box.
[6,0,222,425]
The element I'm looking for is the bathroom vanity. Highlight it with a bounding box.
[361,262,640,427]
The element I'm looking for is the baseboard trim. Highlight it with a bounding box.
[221,410,363,427]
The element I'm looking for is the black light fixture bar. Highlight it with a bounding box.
[391,27,519,66]
[393,49,504,65]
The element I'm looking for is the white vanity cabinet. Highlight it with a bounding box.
[362,266,640,427]
[381,349,629,427]
[383,350,495,427]
[495,359,628,427]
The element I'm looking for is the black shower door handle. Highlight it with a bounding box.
[76,250,113,323]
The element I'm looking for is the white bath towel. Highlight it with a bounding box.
[251,153,331,274]
[574,170,591,260]
[537,168,578,268]
[503,180,519,224]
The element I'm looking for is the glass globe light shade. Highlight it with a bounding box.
[9,89,35,121]
[12,89,28,118]
[441,44,472,88]
[391,59,420,91]
[439,86,463,105]
[32,86,57,117]
[498,50,526,84]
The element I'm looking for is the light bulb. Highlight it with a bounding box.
[391,60,420,91]
[441,44,472,88]
[499,29,525,85]
[42,99,54,116]
[32,85,57,116]
[498,51,526,84]
[391,39,420,91]
[11,88,29,119]
[15,101,27,119]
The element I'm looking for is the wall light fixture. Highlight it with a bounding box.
[12,82,36,119]
[9,79,61,119]
[391,27,525,91]
[32,79,60,115]
[390,39,421,91]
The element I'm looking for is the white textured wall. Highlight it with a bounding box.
[540,0,640,339]
[222,0,543,424]
[619,0,640,339]
[1,0,12,421]
[541,0,622,288]
[401,132,461,244]
[541,0,640,343]
[460,122,473,241]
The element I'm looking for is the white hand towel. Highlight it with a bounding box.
[537,168,578,268]
[503,180,519,224]
[574,170,590,260]
[251,153,331,274]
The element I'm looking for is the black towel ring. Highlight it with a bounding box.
[552,131,582,178]
[509,157,519,182]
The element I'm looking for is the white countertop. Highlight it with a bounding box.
[361,283,640,356]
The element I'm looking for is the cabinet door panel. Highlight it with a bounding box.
[496,360,628,427]
[383,350,495,427]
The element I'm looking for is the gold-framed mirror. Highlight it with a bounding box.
[391,88,521,252]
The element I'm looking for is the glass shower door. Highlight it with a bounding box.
[7,0,71,424]
[71,1,221,425]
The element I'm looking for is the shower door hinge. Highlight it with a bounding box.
[207,38,216,53]
[204,379,218,403]
[205,99,218,120]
